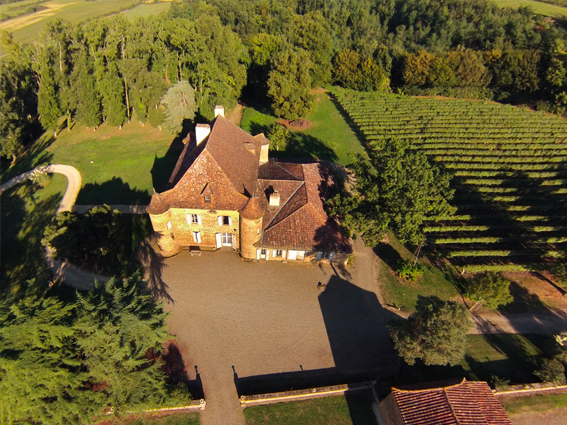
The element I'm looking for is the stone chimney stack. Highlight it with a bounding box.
[214,105,225,117]
[269,190,280,207]
[195,124,210,145]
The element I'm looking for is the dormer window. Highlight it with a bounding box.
[204,195,211,203]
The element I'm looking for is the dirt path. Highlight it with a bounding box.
[225,103,244,126]
[470,309,567,335]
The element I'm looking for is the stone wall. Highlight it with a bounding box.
[149,208,240,256]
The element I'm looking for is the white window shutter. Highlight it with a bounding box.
[197,215,202,225]
[330,252,335,261]
[218,216,222,226]
[316,252,322,260]
[197,232,201,243]
[215,233,222,248]
[167,221,172,230]
[186,214,191,224]
[228,216,232,226]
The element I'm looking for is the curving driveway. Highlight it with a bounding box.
[1,164,108,289]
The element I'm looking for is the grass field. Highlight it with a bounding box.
[0,173,66,298]
[0,0,143,46]
[1,120,179,205]
[462,334,552,384]
[244,393,376,425]
[377,232,460,312]
[112,413,200,425]
[500,393,567,414]
[121,1,171,20]
[240,91,366,167]
[494,0,567,18]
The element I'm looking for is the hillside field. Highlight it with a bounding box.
[494,0,567,18]
[0,0,169,47]
[333,89,567,273]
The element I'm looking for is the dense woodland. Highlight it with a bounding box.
[2,0,567,160]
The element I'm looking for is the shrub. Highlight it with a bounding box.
[396,259,424,281]
[534,359,566,385]
[465,272,513,310]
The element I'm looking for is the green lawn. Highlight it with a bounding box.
[121,1,171,20]
[240,91,366,167]
[2,120,179,205]
[115,413,200,425]
[0,173,66,298]
[494,0,567,18]
[244,393,376,425]
[500,393,567,414]
[461,334,554,384]
[0,0,143,47]
[377,232,460,312]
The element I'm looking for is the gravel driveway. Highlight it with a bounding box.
[155,238,400,425]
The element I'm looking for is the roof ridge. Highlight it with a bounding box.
[392,378,467,393]
[264,182,306,231]
[205,151,248,201]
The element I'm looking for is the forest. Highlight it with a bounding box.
[2,0,567,161]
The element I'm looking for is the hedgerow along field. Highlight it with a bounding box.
[333,89,567,273]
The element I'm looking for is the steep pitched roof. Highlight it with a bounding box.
[391,379,512,425]
[147,116,262,214]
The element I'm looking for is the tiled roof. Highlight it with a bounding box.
[392,379,512,425]
[146,117,352,253]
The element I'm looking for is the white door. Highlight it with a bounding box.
[288,250,297,260]
[215,233,222,248]
[221,232,232,246]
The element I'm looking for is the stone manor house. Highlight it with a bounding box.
[146,106,352,263]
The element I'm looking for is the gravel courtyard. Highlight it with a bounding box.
[152,238,399,425]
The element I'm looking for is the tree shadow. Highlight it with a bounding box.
[232,274,399,424]
[0,181,64,301]
[328,91,372,156]
[162,342,204,400]
[0,134,55,183]
[137,236,173,304]
[150,137,186,193]
[373,243,403,273]
[76,177,151,205]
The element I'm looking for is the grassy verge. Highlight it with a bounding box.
[2,120,179,205]
[106,412,200,425]
[376,232,459,312]
[244,393,376,425]
[240,91,366,167]
[494,0,567,18]
[500,393,567,414]
[0,174,66,298]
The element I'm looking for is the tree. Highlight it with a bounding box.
[332,49,390,91]
[266,123,290,151]
[465,272,513,310]
[402,51,434,86]
[160,80,197,135]
[75,275,188,414]
[388,295,471,366]
[0,296,96,425]
[267,48,314,120]
[327,139,455,246]
[534,359,566,385]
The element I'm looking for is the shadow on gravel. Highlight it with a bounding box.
[163,342,204,400]
[137,237,172,304]
[233,272,398,424]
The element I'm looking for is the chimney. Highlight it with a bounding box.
[214,105,224,117]
[269,190,280,207]
[259,143,269,164]
[195,124,210,145]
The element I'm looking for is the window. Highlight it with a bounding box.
[321,252,330,259]
[166,221,172,230]
[257,228,260,235]
[218,216,231,226]
[221,232,232,246]
[192,231,201,243]
[187,214,201,225]
[204,195,211,203]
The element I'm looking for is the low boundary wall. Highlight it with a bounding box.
[240,381,374,407]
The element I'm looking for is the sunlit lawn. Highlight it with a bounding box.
[500,393,567,414]
[2,120,179,205]
[121,1,172,20]
[244,393,376,425]
[494,0,567,18]
[240,91,366,166]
